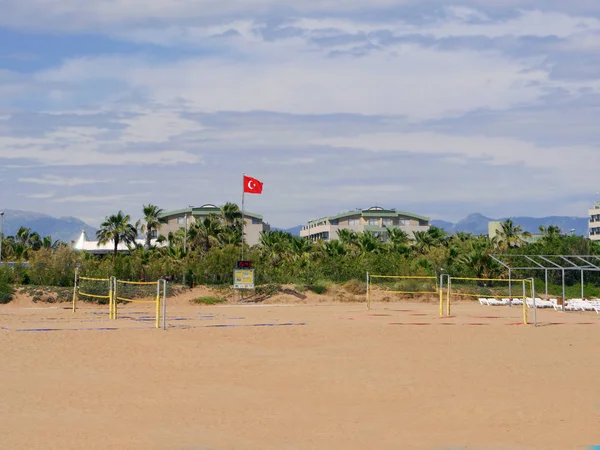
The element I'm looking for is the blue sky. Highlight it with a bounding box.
[1,0,600,228]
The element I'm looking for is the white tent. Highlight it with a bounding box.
[71,230,166,254]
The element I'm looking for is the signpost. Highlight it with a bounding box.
[234,260,255,295]
[233,268,255,289]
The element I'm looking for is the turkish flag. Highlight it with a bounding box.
[243,176,263,194]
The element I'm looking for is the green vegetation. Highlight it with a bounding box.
[0,203,599,305]
[191,296,227,305]
[307,283,328,295]
[0,283,14,304]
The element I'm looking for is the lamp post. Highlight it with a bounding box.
[0,211,4,263]
[184,215,188,254]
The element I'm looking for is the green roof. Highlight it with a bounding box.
[161,205,263,221]
[308,208,430,224]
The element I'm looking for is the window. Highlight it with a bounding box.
[368,218,379,226]
[252,218,260,224]
[398,219,408,226]
[348,218,360,226]
[176,216,186,225]
[330,219,339,225]
[382,218,393,227]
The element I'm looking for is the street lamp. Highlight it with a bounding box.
[183,205,193,254]
[0,211,4,263]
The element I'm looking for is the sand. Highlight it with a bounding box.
[1,293,599,450]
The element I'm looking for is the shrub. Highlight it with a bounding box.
[0,283,14,304]
[191,296,227,305]
[254,284,281,297]
[343,279,366,295]
[307,283,327,295]
[294,284,308,293]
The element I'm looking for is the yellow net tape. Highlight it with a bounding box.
[370,275,436,280]
[386,290,438,295]
[78,292,110,300]
[116,281,158,285]
[115,297,156,304]
[79,277,110,282]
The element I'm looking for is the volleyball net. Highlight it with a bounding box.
[442,276,533,325]
[73,270,166,329]
[366,274,439,310]
[114,280,165,328]
[73,275,114,313]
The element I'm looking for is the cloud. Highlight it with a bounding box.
[25,192,56,199]
[32,46,553,120]
[1,2,599,228]
[51,194,141,203]
[4,1,600,34]
[0,124,201,166]
[19,175,110,186]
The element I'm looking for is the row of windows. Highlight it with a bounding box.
[590,214,600,222]
[175,216,260,225]
[590,227,600,235]
[347,218,411,226]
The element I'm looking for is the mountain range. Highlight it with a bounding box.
[281,213,590,237]
[0,209,590,244]
[430,213,589,236]
[0,209,97,243]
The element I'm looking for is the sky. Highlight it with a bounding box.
[1,0,600,228]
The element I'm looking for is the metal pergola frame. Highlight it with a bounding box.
[491,254,600,311]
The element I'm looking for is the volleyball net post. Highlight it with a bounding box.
[439,273,450,317]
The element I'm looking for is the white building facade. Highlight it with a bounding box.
[300,206,430,242]
[160,204,270,247]
[589,201,600,241]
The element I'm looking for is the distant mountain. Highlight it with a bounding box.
[0,209,97,243]
[284,225,303,236]
[432,213,589,236]
[270,225,303,236]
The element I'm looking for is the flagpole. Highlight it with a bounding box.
[241,172,245,261]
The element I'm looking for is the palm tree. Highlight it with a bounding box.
[15,227,42,250]
[259,230,292,266]
[385,228,410,253]
[220,202,243,230]
[139,204,167,250]
[96,211,138,257]
[357,231,382,254]
[337,229,358,247]
[493,219,531,250]
[189,215,222,255]
[413,231,435,254]
[323,240,346,257]
[458,241,499,281]
[539,225,561,237]
[289,236,312,263]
